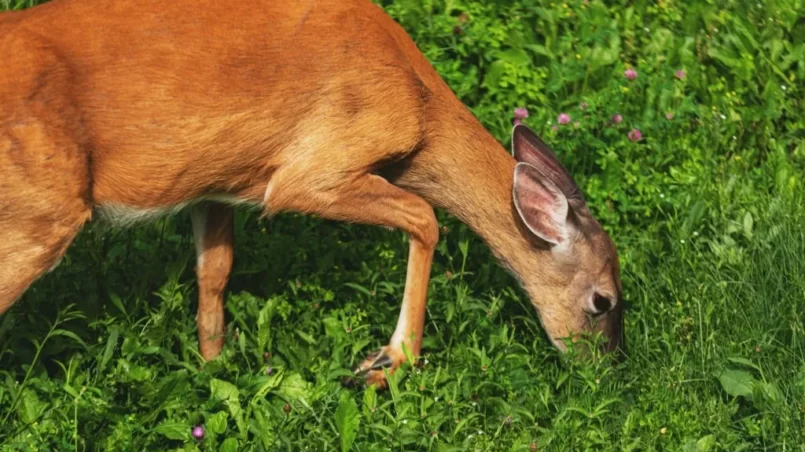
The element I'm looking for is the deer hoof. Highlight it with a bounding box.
[351,346,404,389]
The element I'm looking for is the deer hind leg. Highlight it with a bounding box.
[191,202,234,360]
[0,212,88,315]
[0,123,91,315]
[266,171,439,388]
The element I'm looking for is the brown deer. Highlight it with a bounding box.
[0,0,624,387]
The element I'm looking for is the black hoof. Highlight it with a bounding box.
[354,349,393,376]
[369,352,393,370]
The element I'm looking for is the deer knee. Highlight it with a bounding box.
[414,203,439,250]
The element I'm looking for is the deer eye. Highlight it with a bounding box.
[593,293,612,314]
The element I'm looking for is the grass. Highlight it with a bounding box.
[2,0,805,450]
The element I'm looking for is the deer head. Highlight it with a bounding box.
[509,124,624,356]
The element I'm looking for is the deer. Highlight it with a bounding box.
[0,0,624,387]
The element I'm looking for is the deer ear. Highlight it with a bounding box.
[511,124,584,202]
[513,162,569,245]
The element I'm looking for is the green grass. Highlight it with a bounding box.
[2,0,805,450]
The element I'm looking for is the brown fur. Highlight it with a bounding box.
[0,0,623,387]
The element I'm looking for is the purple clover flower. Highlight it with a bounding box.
[513,107,529,126]
[192,425,205,440]
[628,129,643,141]
[557,113,571,125]
[611,114,623,124]
[675,69,686,80]
[624,68,638,80]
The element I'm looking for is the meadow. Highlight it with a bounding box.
[1,0,805,450]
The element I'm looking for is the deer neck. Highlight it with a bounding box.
[423,113,538,287]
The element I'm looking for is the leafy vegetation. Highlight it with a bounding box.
[2,0,805,450]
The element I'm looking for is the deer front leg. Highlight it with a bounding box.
[266,172,438,388]
[191,202,234,360]
[354,234,435,386]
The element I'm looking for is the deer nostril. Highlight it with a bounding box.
[593,293,612,313]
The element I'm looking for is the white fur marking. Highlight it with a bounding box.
[263,180,274,206]
[94,203,189,228]
[94,194,259,229]
[47,257,63,274]
[190,204,208,270]
[390,311,409,349]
